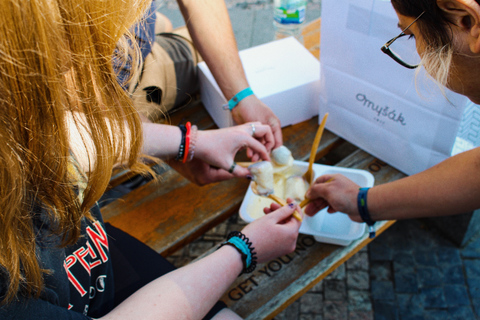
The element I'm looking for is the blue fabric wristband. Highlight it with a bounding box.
[223,87,254,111]
[357,187,376,238]
[218,231,257,274]
[228,237,252,268]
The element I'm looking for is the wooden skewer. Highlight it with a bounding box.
[237,161,255,168]
[299,197,311,208]
[299,178,335,208]
[250,182,302,222]
[268,194,303,222]
[303,113,329,185]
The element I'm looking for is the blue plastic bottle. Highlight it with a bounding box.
[273,0,307,43]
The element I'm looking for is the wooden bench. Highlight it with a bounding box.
[219,150,404,319]
[101,18,406,318]
[101,107,344,256]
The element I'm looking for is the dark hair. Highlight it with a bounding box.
[391,0,480,88]
[391,0,453,49]
[392,0,480,47]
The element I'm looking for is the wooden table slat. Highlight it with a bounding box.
[102,169,250,256]
[302,18,321,59]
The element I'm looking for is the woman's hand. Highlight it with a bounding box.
[194,122,274,177]
[241,202,302,264]
[167,158,236,186]
[231,97,283,149]
[304,174,363,223]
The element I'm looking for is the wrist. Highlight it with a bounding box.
[230,96,265,126]
[223,87,254,111]
[192,130,206,161]
[231,94,256,113]
[175,124,187,161]
[363,186,382,221]
[218,231,257,275]
[186,124,198,162]
[174,122,198,163]
[217,244,246,276]
[357,187,376,238]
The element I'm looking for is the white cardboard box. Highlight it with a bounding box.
[198,37,320,128]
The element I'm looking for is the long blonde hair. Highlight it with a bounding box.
[0,0,152,303]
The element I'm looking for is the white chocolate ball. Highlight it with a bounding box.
[248,161,274,196]
[285,175,308,202]
[272,146,293,166]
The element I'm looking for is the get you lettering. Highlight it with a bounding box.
[356,93,407,126]
[226,236,317,301]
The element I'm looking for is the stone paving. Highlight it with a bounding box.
[369,219,480,320]
[103,1,480,319]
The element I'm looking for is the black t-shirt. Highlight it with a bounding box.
[0,204,114,319]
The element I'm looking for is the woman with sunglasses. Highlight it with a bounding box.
[305,0,480,233]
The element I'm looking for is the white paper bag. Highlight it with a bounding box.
[319,0,479,175]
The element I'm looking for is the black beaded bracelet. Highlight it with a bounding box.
[218,231,257,274]
[176,124,187,161]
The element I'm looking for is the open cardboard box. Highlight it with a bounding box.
[198,37,320,128]
[239,161,375,246]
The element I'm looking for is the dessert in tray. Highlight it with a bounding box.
[248,146,309,202]
[240,146,375,246]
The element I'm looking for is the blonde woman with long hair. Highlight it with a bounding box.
[0,0,302,318]
[305,0,480,234]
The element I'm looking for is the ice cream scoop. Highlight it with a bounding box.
[248,161,274,196]
[271,146,294,174]
[272,146,293,166]
[285,175,308,202]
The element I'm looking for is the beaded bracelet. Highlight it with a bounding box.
[186,125,198,162]
[357,187,376,238]
[218,231,257,274]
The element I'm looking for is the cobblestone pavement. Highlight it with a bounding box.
[153,2,480,319]
[369,219,480,320]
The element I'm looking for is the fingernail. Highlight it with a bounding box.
[288,203,295,208]
[246,175,253,180]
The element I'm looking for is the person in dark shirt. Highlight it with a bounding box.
[0,0,302,319]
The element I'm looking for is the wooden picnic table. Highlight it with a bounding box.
[101,18,406,319]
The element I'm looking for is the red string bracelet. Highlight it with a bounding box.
[182,122,191,163]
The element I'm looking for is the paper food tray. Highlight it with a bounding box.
[239,161,375,246]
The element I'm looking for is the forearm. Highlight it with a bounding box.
[368,147,480,220]
[100,246,243,319]
[178,0,249,99]
[67,114,183,169]
[141,122,181,159]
